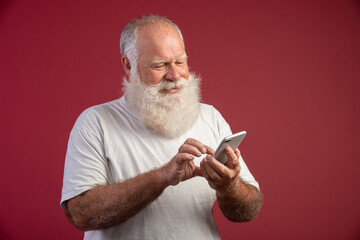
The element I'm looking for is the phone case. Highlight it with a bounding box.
[213,131,247,164]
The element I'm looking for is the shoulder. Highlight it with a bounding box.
[198,102,232,137]
[199,103,226,122]
[199,102,219,115]
[73,98,122,133]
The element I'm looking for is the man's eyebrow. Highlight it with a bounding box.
[150,59,166,65]
[150,54,188,65]
[176,54,188,61]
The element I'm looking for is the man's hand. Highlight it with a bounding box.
[66,138,215,231]
[162,138,214,186]
[200,147,241,192]
[201,147,263,222]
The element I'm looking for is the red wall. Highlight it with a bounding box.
[1,0,360,239]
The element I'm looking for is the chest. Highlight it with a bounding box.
[102,118,220,183]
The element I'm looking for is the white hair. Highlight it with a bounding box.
[120,15,185,76]
[123,71,201,138]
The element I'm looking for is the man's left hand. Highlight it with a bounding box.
[200,147,241,192]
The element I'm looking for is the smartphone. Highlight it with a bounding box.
[213,131,247,164]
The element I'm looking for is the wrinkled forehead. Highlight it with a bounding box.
[137,22,186,60]
[138,21,181,38]
[138,23,183,47]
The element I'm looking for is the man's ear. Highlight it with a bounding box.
[121,55,131,77]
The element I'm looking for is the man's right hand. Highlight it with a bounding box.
[66,138,214,231]
[161,138,214,186]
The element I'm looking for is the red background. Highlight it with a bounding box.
[1,0,360,239]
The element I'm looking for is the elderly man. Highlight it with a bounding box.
[61,15,263,240]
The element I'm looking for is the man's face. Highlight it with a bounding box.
[136,23,190,93]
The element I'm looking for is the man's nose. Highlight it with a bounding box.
[165,63,181,81]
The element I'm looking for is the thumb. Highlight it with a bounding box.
[235,148,241,158]
[193,166,203,177]
[225,147,237,169]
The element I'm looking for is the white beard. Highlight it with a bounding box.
[123,71,201,138]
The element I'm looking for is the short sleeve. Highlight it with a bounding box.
[60,110,109,209]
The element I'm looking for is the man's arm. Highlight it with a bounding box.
[200,147,263,222]
[65,168,166,231]
[65,138,213,231]
[216,177,263,222]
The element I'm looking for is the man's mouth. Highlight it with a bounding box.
[162,87,180,94]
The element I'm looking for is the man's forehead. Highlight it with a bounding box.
[137,23,181,48]
[137,22,186,61]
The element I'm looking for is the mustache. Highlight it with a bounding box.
[154,78,187,92]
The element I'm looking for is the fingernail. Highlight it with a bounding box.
[202,148,206,154]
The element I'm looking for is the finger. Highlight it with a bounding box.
[204,145,215,155]
[200,162,219,190]
[205,154,231,178]
[225,147,238,169]
[184,138,213,155]
[193,166,202,177]
[174,153,195,165]
[202,156,223,181]
[235,149,242,172]
[179,144,203,157]
[235,148,241,158]
[200,160,211,180]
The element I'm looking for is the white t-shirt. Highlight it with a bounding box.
[61,96,259,240]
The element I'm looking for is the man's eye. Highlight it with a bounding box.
[151,64,165,69]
